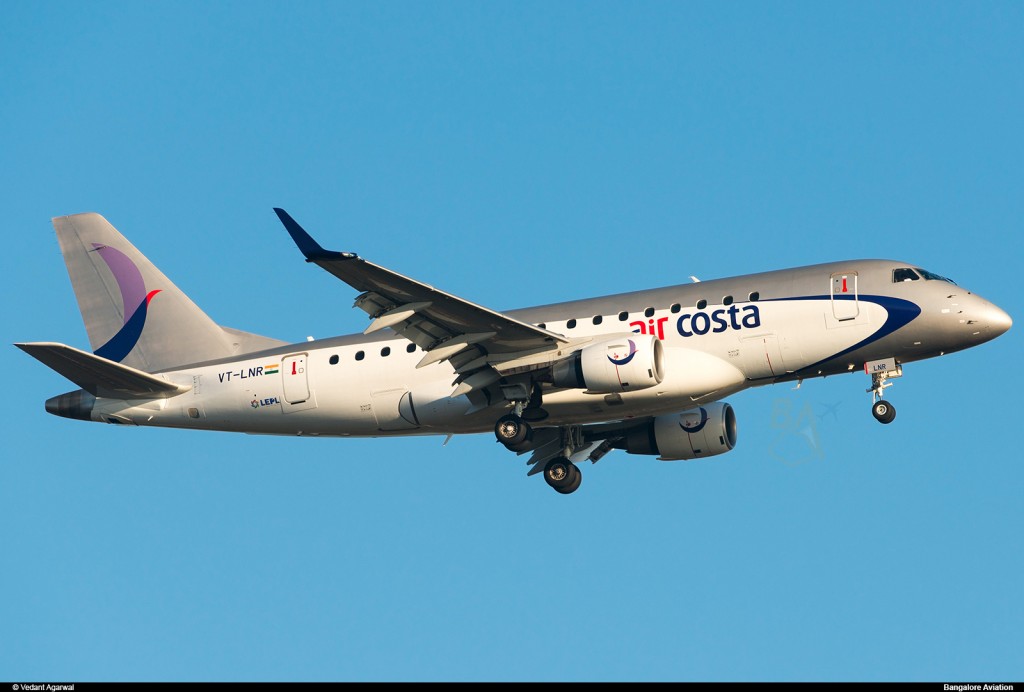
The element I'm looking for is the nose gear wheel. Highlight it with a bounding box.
[872,400,896,424]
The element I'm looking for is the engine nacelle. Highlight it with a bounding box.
[551,334,664,393]
[619,402,737,460]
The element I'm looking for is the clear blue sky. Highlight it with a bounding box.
[3,1,1021,682]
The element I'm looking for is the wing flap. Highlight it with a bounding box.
[16,342,191,399]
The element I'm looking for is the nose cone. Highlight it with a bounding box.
[982,303,1013,337]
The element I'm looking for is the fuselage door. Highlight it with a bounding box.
[282,353,309,404]
[831,272,859,320]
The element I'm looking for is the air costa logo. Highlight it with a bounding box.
[680,407,709,433]
[91,243,162,362]
[632,305,762,339]
[607,339,638,365]
[677,305,761,337]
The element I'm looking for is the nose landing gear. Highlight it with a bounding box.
[865,358,902,425]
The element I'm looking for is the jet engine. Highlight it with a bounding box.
[616,402,737,460]
[551,334,664,393]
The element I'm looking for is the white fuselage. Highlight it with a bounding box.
[83,259,1009,437]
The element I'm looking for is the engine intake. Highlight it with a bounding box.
[618,402,737,460]
[551,334,664,393]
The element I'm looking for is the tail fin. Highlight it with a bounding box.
[52,213,284,372]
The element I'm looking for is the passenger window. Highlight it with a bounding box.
[749,291,759,302]
[893,268,920,282]
[329,354,339,365]
[592,315,603,325]
[537,323,546,329]
[697,299,707,309]
[618,311,629,321]
[381,346,391,357]
[567,319,577,329]
[723,295,733,305]
[406,343,416,353]
[644,307,655,318]
[670,303,681,314]
[355,351,365,361]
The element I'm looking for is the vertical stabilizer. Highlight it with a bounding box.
[53,213,282,372]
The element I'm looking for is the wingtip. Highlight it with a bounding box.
[273,208,357,261]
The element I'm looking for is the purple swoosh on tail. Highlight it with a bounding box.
[93,243,146,324]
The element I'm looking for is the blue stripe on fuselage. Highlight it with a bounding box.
[762,294,921,373]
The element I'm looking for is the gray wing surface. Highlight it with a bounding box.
[275,208,572,397]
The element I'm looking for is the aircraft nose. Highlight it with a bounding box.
[986,303,1013,336]
[971,300,1012,338]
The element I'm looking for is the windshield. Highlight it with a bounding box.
[893,268,920,282]
[916,268,956,284]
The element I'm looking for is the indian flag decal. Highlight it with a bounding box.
[264,363,280,374]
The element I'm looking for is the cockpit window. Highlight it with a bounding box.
[916,268,956,284]
[893,268,920,282]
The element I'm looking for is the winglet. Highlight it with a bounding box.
[274,208,356,262]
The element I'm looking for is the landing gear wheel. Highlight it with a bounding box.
[544,457,581,494]
[872,400,896,424]
[495,414,530,445]
[555,465,583,495]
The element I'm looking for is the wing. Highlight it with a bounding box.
[275,209,573,398]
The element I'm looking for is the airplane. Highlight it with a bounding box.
[17,210,1012,494]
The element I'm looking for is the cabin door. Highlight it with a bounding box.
[281,354,310,404]
[830,272,859,321]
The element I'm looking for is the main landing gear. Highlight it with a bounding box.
[493,388,583,494]
[495,413,532,450]
[543,457,582,494]
[865,358,902,425]
[493,384,547,452]
[494,413,582,494]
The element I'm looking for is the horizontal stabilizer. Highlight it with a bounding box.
[15,342,191,399]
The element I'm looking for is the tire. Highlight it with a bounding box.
[543,457,574,489]
[503,435,534,453]
[555,465,583,494]
[872,400,896,424]
[495,414,529,445]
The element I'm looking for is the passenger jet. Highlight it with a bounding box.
[17,210,1012,494]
